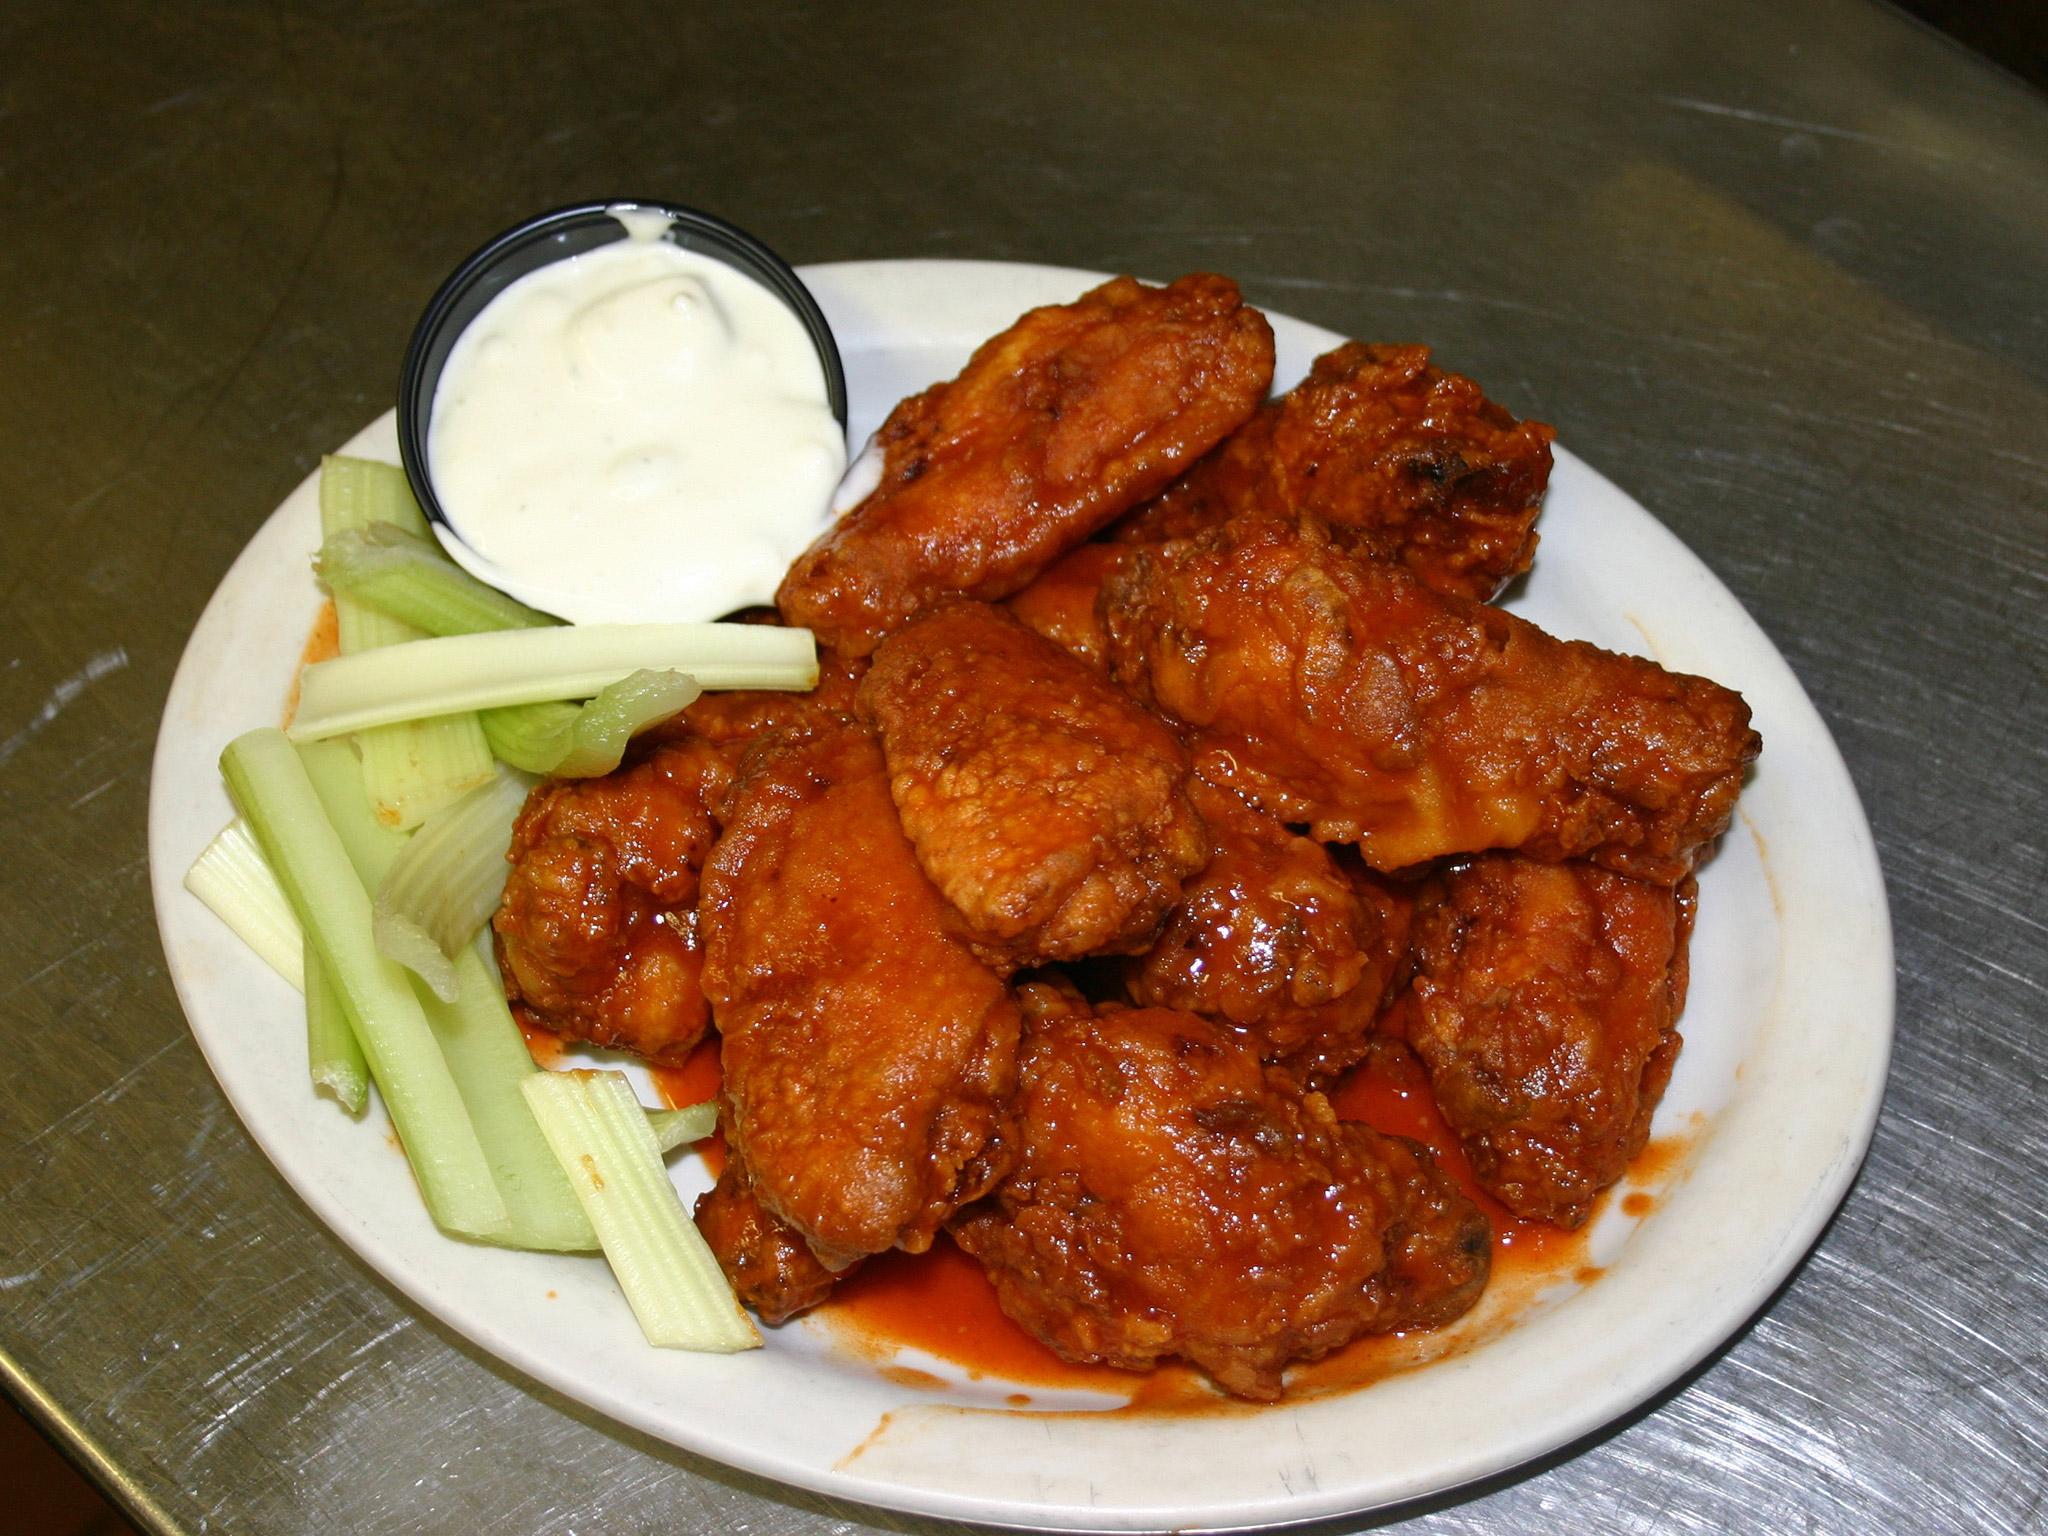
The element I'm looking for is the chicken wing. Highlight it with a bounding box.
[951,993,1489,1400]
[1102,516,1758,882]
[698,717,1020,1269]
[1126,774,1412,1083]
[1110,342,1554,602]
[694,1161,844,1324]
[492,735,730,1063]
[1406,856,1694,1227]
[777,274,1274,655]
[1003,539,1124,669]
[857,600,1207,971]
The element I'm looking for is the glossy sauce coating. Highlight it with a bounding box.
[1111,342,1554,602]
[950,992,1489,1401]
[492,735,731,1063]
[1103,516,1759,881]
[1003,539,1126,669]
[858,600,1207,971]
[1406,856,1695,1226]
[699,718,1020,1268]
[776,273,1274,654]
[1126,774,1413,1083]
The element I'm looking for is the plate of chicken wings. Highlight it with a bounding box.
[149,258,1893,1531]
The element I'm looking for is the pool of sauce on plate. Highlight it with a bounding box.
[282,599,339,728]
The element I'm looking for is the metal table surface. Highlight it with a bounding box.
[2,1,2041,1531]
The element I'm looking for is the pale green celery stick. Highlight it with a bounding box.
[299,741,593,1252]
[220,729,509,1240]
[523,1071,759,1351]
[288,622,816,743]
[647,1101,717,1155]
[479,701,583,774]
[373,767,533,1003]
[478,670,699,780]
[305,937,369,1115]
[316,522,558,636]
[552,671,701,777]
[320,456,494,829]
[184,817,304,990]
[421,947,598,1251]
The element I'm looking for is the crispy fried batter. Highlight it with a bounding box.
[1111,342,1554,601]
[777,274,1274,655]
[1102,517,1758,882]
[951,1000,1489,1400]
[699,718,1020,1268]
[1408,856,1695,1226]
[857,600,1207,971]
[1003,539,1125,669]
[1126,775,1412,1083]
[491,736,730,1064]
[694,1161,846,1323]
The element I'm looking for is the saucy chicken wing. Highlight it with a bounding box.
[1102,516,1758,882]
[857,600,1208,971]
[694,1161,845,1324]
[699,718,1020,1270]
[1111,342,1554,602]
[1406,855,1694,1227]
[1126,775,1412,1083]
[492,735,730,1063]
[1003,539,1124,669]
[777,274,1274,655]
[951,989,1489,1400]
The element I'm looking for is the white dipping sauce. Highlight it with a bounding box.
[427,210,845,624]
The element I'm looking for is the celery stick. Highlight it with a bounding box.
[647,1101,718,1154]
[421,946,599,1251]
[221,729,509,1240]
[300,741,593,1251]
[317,522,558,636]
[477,670,699,780]
[288,622,817,743]
[373,767,533,1003]
[552,671,701,777]
[479,701,584,774]
[320,456,495,829]
[184,817,304,990]
[305,937,369,1115]
[523,1071,759,1351]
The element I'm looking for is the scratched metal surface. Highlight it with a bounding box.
[1,0,2041,1531]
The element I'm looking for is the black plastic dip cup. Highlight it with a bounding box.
[396,199,847,553]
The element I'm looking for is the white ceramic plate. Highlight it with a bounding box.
[148,259,1893,1532]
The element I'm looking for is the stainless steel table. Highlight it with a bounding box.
[3,1,2041,1530]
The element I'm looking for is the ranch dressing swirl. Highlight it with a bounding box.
[427,209,845,624]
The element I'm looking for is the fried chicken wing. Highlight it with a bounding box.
[699,718,1020,1270]
[658,644,868,748]
[1407,856,1694,1227]
[951,998,1489,1400]
[491,735,730,1063]
[694,1161,845,1324]
[1003,539,1124,669]
[857,600,1208,971]
[777,274,1274,655]
[1110,342,1554,602]
[1103,517,1758,882]
[1126,775,1412,1083]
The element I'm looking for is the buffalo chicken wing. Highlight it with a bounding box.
[698,718,1020,1270]
[777,274,1274,655]
[952,990,1489,1400]
[857,600,1208,972]
[1103,516,1758,882]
